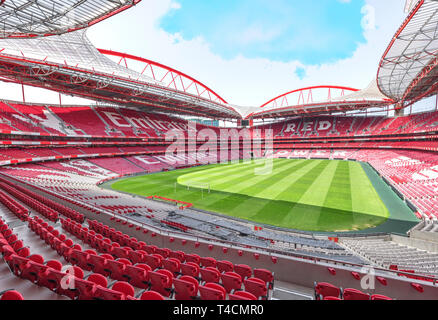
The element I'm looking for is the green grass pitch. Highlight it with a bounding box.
[111,159,391,232]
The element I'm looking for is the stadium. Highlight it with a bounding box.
[0,0,437,302]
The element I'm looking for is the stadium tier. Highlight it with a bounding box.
[0,104,437,217]
[0,102,435,138]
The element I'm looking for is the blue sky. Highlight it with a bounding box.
[160,0,367,65]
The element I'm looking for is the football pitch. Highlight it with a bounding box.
[110,159,417,232]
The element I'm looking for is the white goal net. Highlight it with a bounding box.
[184,181,211,193]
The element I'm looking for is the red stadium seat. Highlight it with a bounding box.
[181,262,200,279]
[75,273,108,300]
[371,294,392,300]
[200,257,217,268]
[314,282,341,300]
[343,288,370,300]
[254,269,274,289]
[169,250,185,263]
[199,283,226,300]
[221,272,242,293]
[70,249,90,270]
[145,254,163,270]
[124,264,151,289]
[106,259,131,281]
[173,276,199,300]
[56,266,84,299]
[234,264,252,280]
[185,254,201,265]
[217,260,234,273]
[36,260,64,289]
[89,273,108,287]
[0,290,24,300]
[128,250,147,264]
[112,281,135,299]
[200,267,220,284]
[10,254,30,277]
[140,291,165,300]
[324,296,342,300]
[112,246,130,260]
[229,291,257,300]
[156,248,171,259]
[75,278,96,300]
[93,286,125,301]
[41,269,67,293]
[21,255,46,283]
[149,269,173,297]
[162,258,181,276]
[244,277,268,300]
[88,254,111,276]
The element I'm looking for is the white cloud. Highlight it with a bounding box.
[169,1,181,10]
[361,4,376,31]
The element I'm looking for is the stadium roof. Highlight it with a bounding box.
[0,30,241,119]
[377,0,438,106]
[0,0,141,39]
[98,49,229,106]
[245,81,393,120]
[0,1,435,121]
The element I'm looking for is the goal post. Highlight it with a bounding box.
[184,181,211,194]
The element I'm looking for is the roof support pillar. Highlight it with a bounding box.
[394,102,405,117]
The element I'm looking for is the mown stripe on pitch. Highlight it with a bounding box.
[222,159,322,216]
[177,159,283,186]
[276,160,332,203]
[349,161,388,217]
[179,158,293,190]
[283,160,339,228]
[317,161,353,229]
[196,159,312,209]
[208,159,306,194]
[272,160,334,227]
[247,160,331,224]
[200,159,319,212]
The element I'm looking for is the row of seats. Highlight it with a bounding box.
[4,103,208,138]
[0,215,64,300]
[0,182,58,222]
[26,215,166,300]
[314,282,392,300]
[5,101,438,139]
[160,220,191,232]
[0,190,29,221]
[30,215,262,300]
[257,112,438,138]
[0,216,31,260]
[0,176,84,223]
[0,140,437,168]
[342,238,438,277]
[88,219,274,288]
[73,219,273,299]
